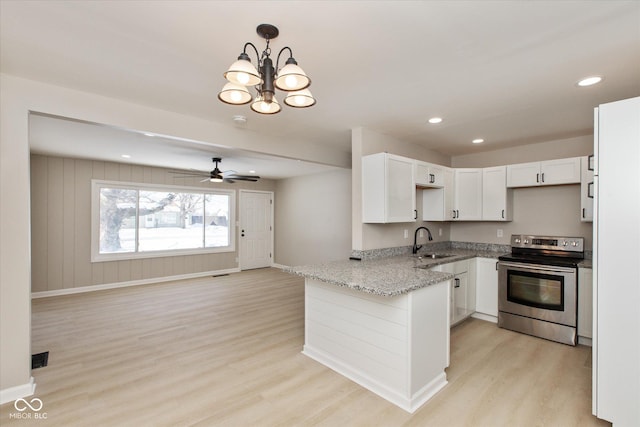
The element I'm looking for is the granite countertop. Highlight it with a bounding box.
[287,248,508,297]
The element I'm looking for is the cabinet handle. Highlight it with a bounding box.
[541,173,545,183]
[430,173,435,184]
[582,208,585,219]
[414,209,417,220]
[454,278,460,288]
[495,262,499,271]
[588,182,594,198]
[588,154,594,171]
[536,173,540,183]
[501,209,505,219]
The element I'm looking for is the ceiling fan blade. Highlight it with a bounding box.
[223,178,236,183]
[226,175,260,181]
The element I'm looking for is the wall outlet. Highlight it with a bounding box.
[404,229,409,239]
[439,228,442,237]
[419,229,424,237]
[497,229,504,238]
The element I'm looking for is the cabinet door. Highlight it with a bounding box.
[578,268,593,340]
[429,164,447,188]
[452,272,468,325]
[454,169,482,220]
[580,156,594,222]
[475,258,498,318]
[506,162,540,187]
[414,161,432,186]
[540,157,581,185]
[482,166,512,221]
[362,153,416,223]
[386,155,416,222]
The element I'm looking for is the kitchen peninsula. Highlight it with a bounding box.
[289,255,457,413]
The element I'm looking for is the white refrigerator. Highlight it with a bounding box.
[592,96,640,426]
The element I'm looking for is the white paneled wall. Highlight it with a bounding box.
[30,154,276,292]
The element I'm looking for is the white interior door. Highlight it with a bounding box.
[239,190,273,270]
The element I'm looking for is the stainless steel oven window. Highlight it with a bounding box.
[506,270,564,311]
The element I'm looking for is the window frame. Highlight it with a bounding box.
[91,179,236,263]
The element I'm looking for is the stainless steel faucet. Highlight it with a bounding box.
[412,226,433,254]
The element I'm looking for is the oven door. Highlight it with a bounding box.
[498,261,577,327]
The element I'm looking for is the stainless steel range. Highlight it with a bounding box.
[497,234,584,346]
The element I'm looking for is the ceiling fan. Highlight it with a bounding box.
[170,157,260,183]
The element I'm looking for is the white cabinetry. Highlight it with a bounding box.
[362,153,416,223]
[415,161,446,187]
[507,157,581,188]
[473,258,499,322]
[578,267,593,344]
[482,166,513,221]
[434,260,474,326]
[422,168,454,221]
[580,156,594,222]
[453,169,483,220]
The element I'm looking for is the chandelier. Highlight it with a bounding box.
[218,24,316,115]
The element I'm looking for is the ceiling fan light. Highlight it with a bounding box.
[210,176,224,183]
[218,82,252,105]
[224,57,262,87]
[275,62,310,91]
[283,89,316,108]
[251,95,281,114]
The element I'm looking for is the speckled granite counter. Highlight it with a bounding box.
[287,248,508,297]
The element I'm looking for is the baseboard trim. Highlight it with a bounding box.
[471,312,498,324]
[302,345,446,413]
[31,268,241,299]
[0,377,36,405]
[271,263,290,270]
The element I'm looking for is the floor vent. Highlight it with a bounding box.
[32,351,49,369]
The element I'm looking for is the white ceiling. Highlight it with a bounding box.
[2,1,639,178]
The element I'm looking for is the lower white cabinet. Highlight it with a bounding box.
[434,260,474,326]
[578,267,593,343]
[473,257,499,322]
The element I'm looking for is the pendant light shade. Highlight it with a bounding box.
[283,89,316,108]
[250,95,281,115]
[218,82,252,105]
[219,24,315,114]
[275,60,311,91]
[223,55,262,87]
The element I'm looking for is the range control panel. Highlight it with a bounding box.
[510,234,584,253]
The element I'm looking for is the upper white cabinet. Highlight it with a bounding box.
[482,166,513,221]
[422,168,454,221]
[580,156,594,222]
[507,157,581,188]
[362,153,416,223]
[415,161,446,187]
[453,169,483,220]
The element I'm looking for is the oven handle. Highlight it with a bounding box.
[497,261,576,274]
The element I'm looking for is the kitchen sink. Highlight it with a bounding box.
[414,253,454,259]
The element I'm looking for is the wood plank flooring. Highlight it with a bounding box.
[0,268,610,426]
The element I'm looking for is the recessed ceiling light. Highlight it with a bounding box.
[472,138,484,144]
[428,117,443,124]
[121,154,131,158]
[249,170,256,174]
[577,76,603,87]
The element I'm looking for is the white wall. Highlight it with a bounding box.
[0,73,350,401]
[275,168,352,266]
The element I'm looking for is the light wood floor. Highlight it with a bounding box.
[1,268,610,426]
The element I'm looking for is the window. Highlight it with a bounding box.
[92,180,235,262]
